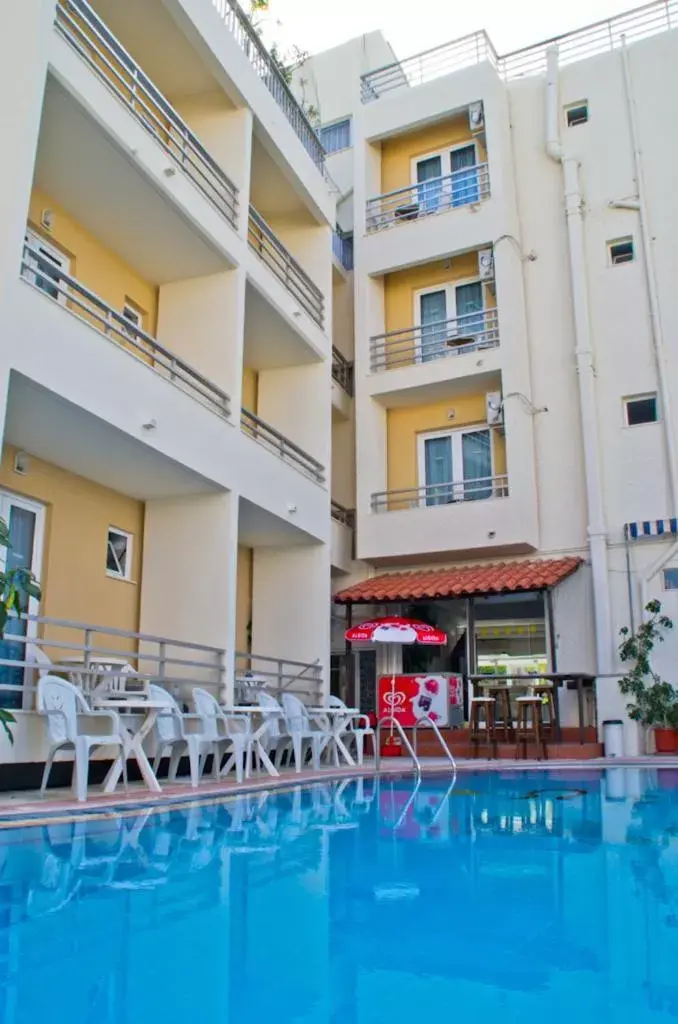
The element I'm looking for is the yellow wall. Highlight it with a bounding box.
[236,545,253,653]
[387,394,506,496]
[0,446,144,653]
[381,115,486,194]
[27,189,158,334]
[384,252,496,334]
[241,367,258,412]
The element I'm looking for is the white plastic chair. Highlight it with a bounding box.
[37,675,125,802]
[328,695,374,766]
[256,692,292,767]
[192,688,253,784]
[282,693,332,773]
[149,684,190,782]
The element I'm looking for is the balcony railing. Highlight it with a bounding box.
[370,308,499,371]
[366,165,490,233]
[0,614,225,710]
[241,407,325,484]
[20,243,231,418]
[234,651,323,704]
[248,207,325,328]
[331,501,356,529]
[55,0,238,229]
[371,475,509,512]
[332,228,354,271]
[360,0,677,99]
[332,347,354,396]
[210,0,325,171]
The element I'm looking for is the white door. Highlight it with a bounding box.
[24,230,70,305]
[0,492,45,710]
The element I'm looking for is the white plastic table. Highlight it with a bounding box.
[220,706,281,778]
[93,698,166,794]
[305,707,360,767]
[61,656,132,696]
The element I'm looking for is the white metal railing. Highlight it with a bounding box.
[55,0,238,228]
[361,0,677,99]
[241,407,325,484]
[209,0,325,170]
[234,651,323,703]
[366,165,490,233]
[371,475,509,512]
[0,615,225,710]
[248,207,325,328]
[20,243,231,419]
[370,308,499,371]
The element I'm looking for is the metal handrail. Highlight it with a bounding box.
[360,0,676,99]
[332,228,354,271]
[20,244,231,419]
[331,347,354,395]
[241,407,325,484]
[209,0,325,171]
[375,717,421,776]
[247,207,325,328]
[412,715,457,770]
[371,475,509,512]
[330,501,356,529]
[55,0,238,228]
[370,308,499,371]
[366,164,490,233]
[234,651,323,702]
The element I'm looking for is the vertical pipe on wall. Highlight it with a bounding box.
[545,46,613,676]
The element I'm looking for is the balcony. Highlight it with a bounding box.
[248,207,325,329]
[366,165,490,233]
[331,347,354,396]
[370,308,499,372]
[371,475,508,512]
[209,0,325,171]
[241,408,325,485]
[55,0,238,230]
[331,501,355,573]
[361,31,498,101]
[331,501,356,529]
[332,228,354,271]
[20,241,231,418]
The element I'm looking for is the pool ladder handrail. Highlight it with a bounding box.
[375,716,422,777]
[412,714,457,771]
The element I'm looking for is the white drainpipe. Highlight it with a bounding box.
[545,47,613,675]
[618,38,678,613]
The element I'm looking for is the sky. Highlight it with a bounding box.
[256,0,640,61]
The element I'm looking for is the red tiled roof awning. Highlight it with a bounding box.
[333,557,582,605]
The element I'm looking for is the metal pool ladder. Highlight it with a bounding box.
[375,716,422,777]
[413,714,457,771]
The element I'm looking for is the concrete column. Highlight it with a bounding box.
[139,491,239,703]
[251,542,331,700]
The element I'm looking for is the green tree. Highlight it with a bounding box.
[246,0,320,124]
[0,517,42,742]
[618,600,678,729]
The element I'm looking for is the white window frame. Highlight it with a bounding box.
[410,140,478,185]
[106,527,134,581]
[565,101,589,127]
[318,116,352,154]
[623,392,659,427]
[417,425,494,503]
[608,237,635,266]
[24,229,70,306]
[413,278,486,362]
[121,300,144,340]
[662,568,678,591]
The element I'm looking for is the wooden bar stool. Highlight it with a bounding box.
[469,697,497,758]
[533,685,556,742]
[484,686,513,742]
[515,696,546,760]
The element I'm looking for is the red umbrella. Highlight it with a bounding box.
[345,616,446,646]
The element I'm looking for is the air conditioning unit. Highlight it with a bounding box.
[479,247,495,281]
[469,101,485,132]
[486,391,504,425]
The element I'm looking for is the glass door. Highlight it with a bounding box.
[461,430,493,500]
[454,281,485,343]
[450,145,479,206]
[0,493,45,709]
[416,155,443,214]
[419,290,448,362]
[24,231,70,304]
[423,435,454,506]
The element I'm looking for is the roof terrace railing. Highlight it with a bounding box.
[55,0,238,228]
[210,0,325,171]
[361,0,677,99]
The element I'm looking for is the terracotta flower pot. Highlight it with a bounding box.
[654,727,678,754]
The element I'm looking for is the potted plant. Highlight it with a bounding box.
[0,516,42,743]
[619,600,678,754]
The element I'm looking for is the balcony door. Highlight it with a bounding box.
[24,230,70,305]
[416,155,443,214]
[0,492,45,709]
[417,280,485,360]
[450,144,479,206]
[418,428,493,506]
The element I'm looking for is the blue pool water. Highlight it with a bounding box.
[0,769,678,1023]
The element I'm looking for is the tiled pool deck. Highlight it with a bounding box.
[0,756,675,827]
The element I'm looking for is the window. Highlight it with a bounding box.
[413,143,480,214]
[566,102,589,127]
[106,527,133,580]
[624,393,658,426]
[663,568,678,591]
[609,238,634,265]
[318,117,351,154]
[122,300,144,338]
[416,280,485,362]
[24,230,70,304]
[417,427,494,506]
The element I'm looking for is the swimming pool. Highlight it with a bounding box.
[0,769,677,1023]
